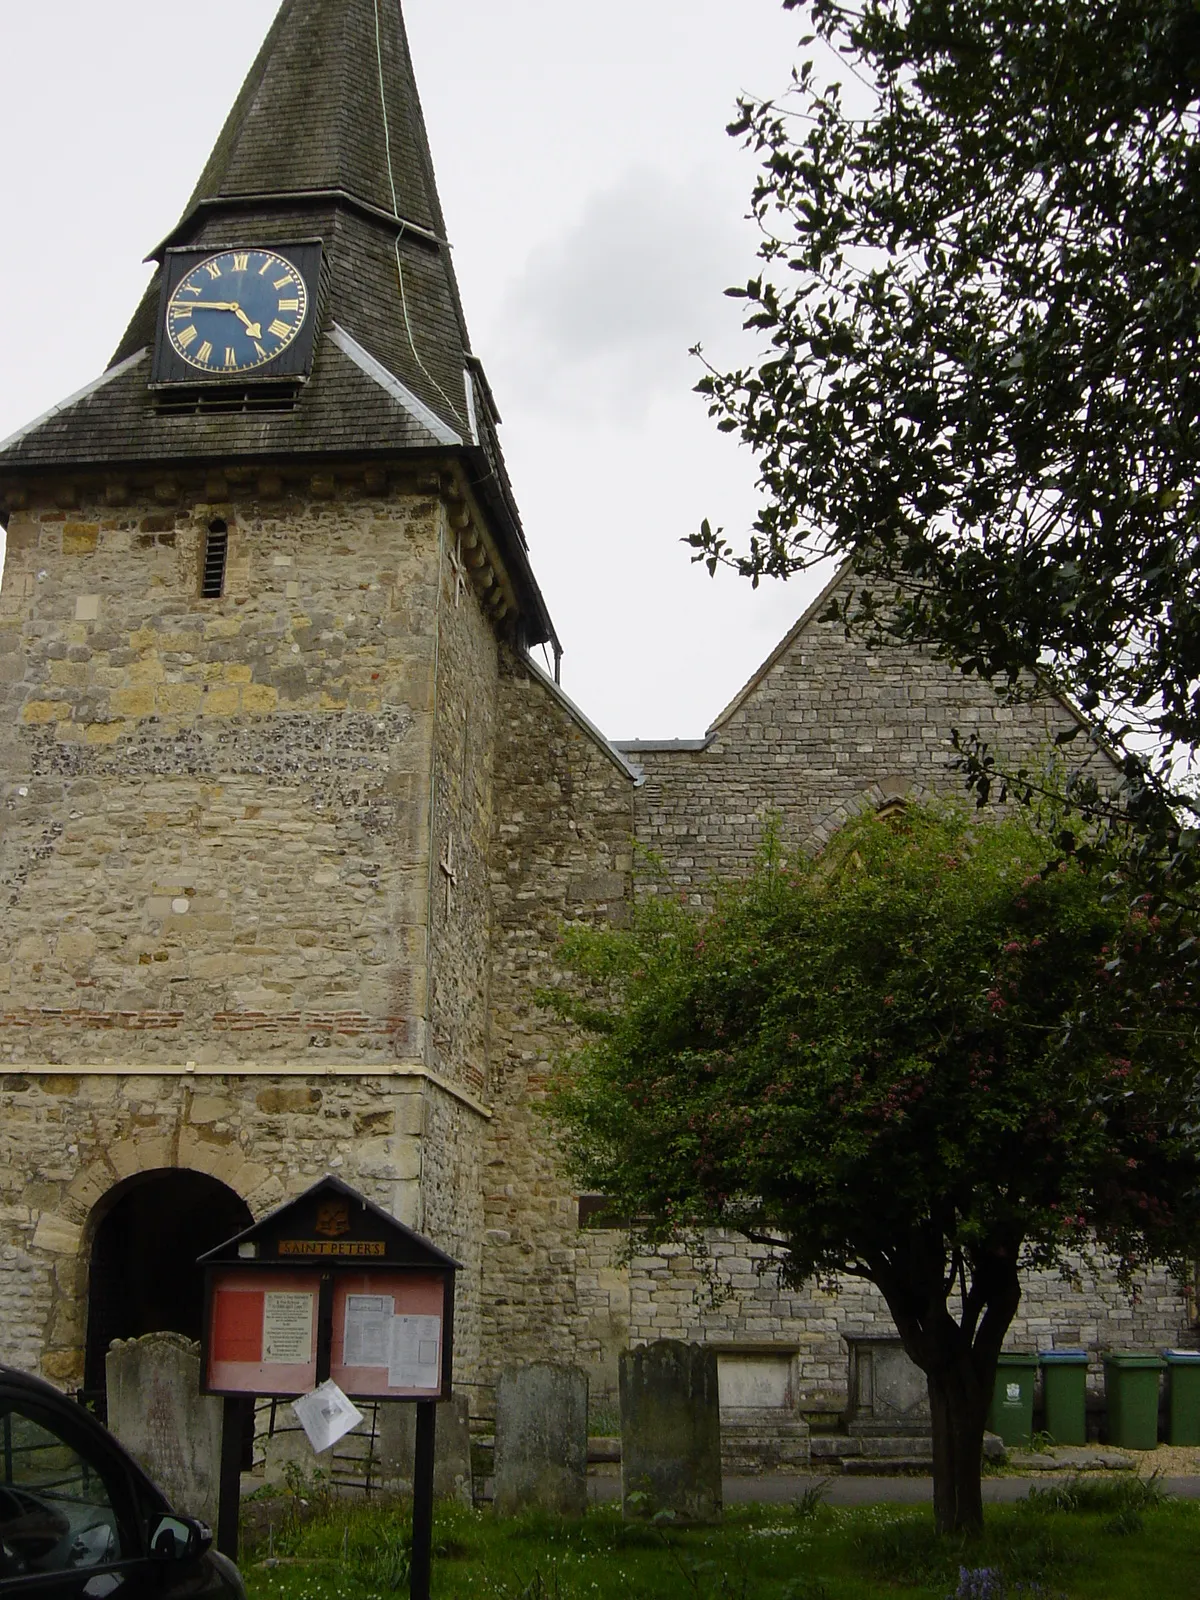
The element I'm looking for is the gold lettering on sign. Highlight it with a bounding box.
[278,1239,387,1257]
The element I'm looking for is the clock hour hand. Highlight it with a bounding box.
[232,306,263,339]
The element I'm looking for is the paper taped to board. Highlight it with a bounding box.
[344,1294,392,1367]
[388,1313,441,1390]
[262,1291,313,1365]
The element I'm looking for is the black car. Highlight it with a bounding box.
[0,1366,245,1597]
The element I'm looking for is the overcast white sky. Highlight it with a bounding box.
[0,0,827,739]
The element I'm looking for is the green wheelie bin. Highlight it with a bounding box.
[1103,1353,1164,1450]
[1039,1350,1088,1446]
[987,1353,1038,1447]
[1163,1350,1200,1446]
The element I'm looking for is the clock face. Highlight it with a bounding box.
[165,249,309,375]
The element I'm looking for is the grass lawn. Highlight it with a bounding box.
[240,1476,1200,1599]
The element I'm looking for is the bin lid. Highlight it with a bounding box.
[1163,1349,1200,1363]
[1039,1350,1088,1364]
[995,1353,1038,1368]
[1103,1352,1166,1368]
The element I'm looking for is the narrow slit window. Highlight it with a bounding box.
[201,520,229,599]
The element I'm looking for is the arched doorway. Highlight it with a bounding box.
[84,1169,253,1407]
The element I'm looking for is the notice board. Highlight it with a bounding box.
[330,1270,448,1399]
[205,1268,321,1397]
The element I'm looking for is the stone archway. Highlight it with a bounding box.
[82,1168,252,1406]
[809,778,934,852]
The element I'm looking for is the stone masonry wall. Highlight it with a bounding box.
[610,573,1191,1407]
[0,482,440,1064]
[0,469,495,1390]
[416,508,502,1381]
[426,512,500,1101]
[479,651,636,1410]
[615,1236,1193,1412]
[0,1067,427,1386]
[623,569,1111,895]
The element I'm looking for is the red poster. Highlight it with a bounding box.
[212,1288,264,1363]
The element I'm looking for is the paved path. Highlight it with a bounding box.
[589,1474,1200,1506]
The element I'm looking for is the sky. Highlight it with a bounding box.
[0,0,828,740]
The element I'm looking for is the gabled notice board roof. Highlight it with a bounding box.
[199,1174,460,1270]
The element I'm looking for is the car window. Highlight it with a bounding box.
[0,1406,122,1582]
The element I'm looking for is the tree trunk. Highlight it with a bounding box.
[926,1349,989,1535]
[871,1245,1021,1537]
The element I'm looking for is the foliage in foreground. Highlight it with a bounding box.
[694,0,1200,833]
[545,805,1200,1531]
[239,1492,1200,1600]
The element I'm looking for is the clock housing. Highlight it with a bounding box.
[151,241,323,386]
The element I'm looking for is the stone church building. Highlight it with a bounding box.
[0,0,1191,1436]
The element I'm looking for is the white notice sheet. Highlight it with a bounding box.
[262,1292,313,1365]
[387,1314,441,1390]
[343,1294,392,1367]
[293,1381,364,1454]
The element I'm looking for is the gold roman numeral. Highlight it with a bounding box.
[171,305,192,321]
[232,254,249,272]
[177,324,198,348]
[254,342,268,361]
[278,299,300,312]
[268,319,292,339]
[259,257,274,275]
[224,347,238,368]
[205,262,222,280]
[180,282,203,296]
[273,276,293,290]
[197,340,213,363]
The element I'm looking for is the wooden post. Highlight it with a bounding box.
[410,1400,437,1600]
[217,1395,244,1562]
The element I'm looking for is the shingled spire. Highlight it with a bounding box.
[0,0,555,649]
[179,0,450,238]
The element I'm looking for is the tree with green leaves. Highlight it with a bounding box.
[694,0,1200,839]
[547,805,1200,1534]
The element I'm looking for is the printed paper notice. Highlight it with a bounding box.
[262,1291,313,1365]
[388,1314,441,1391]
[343,1294,393,1367]
[292,1380,363,1454]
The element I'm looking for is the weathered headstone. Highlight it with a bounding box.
[493,1363,588,1517]
[376,1395,473,1505]
[844,1336,930,1435]
[620,1341,721,1523]
[106,1332,223,1526]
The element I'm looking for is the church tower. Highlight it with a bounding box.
[0,0,562,1398]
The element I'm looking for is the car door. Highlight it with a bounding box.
[0,1394,165,1599]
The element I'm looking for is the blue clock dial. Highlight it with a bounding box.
[166,249,309,375]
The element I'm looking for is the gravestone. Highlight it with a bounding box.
[493,1363,588,1517]
[620,1341,721,1523]
[376,1394,473,1504]
[106,1332,223,1526]
[844,1336,930,1435]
